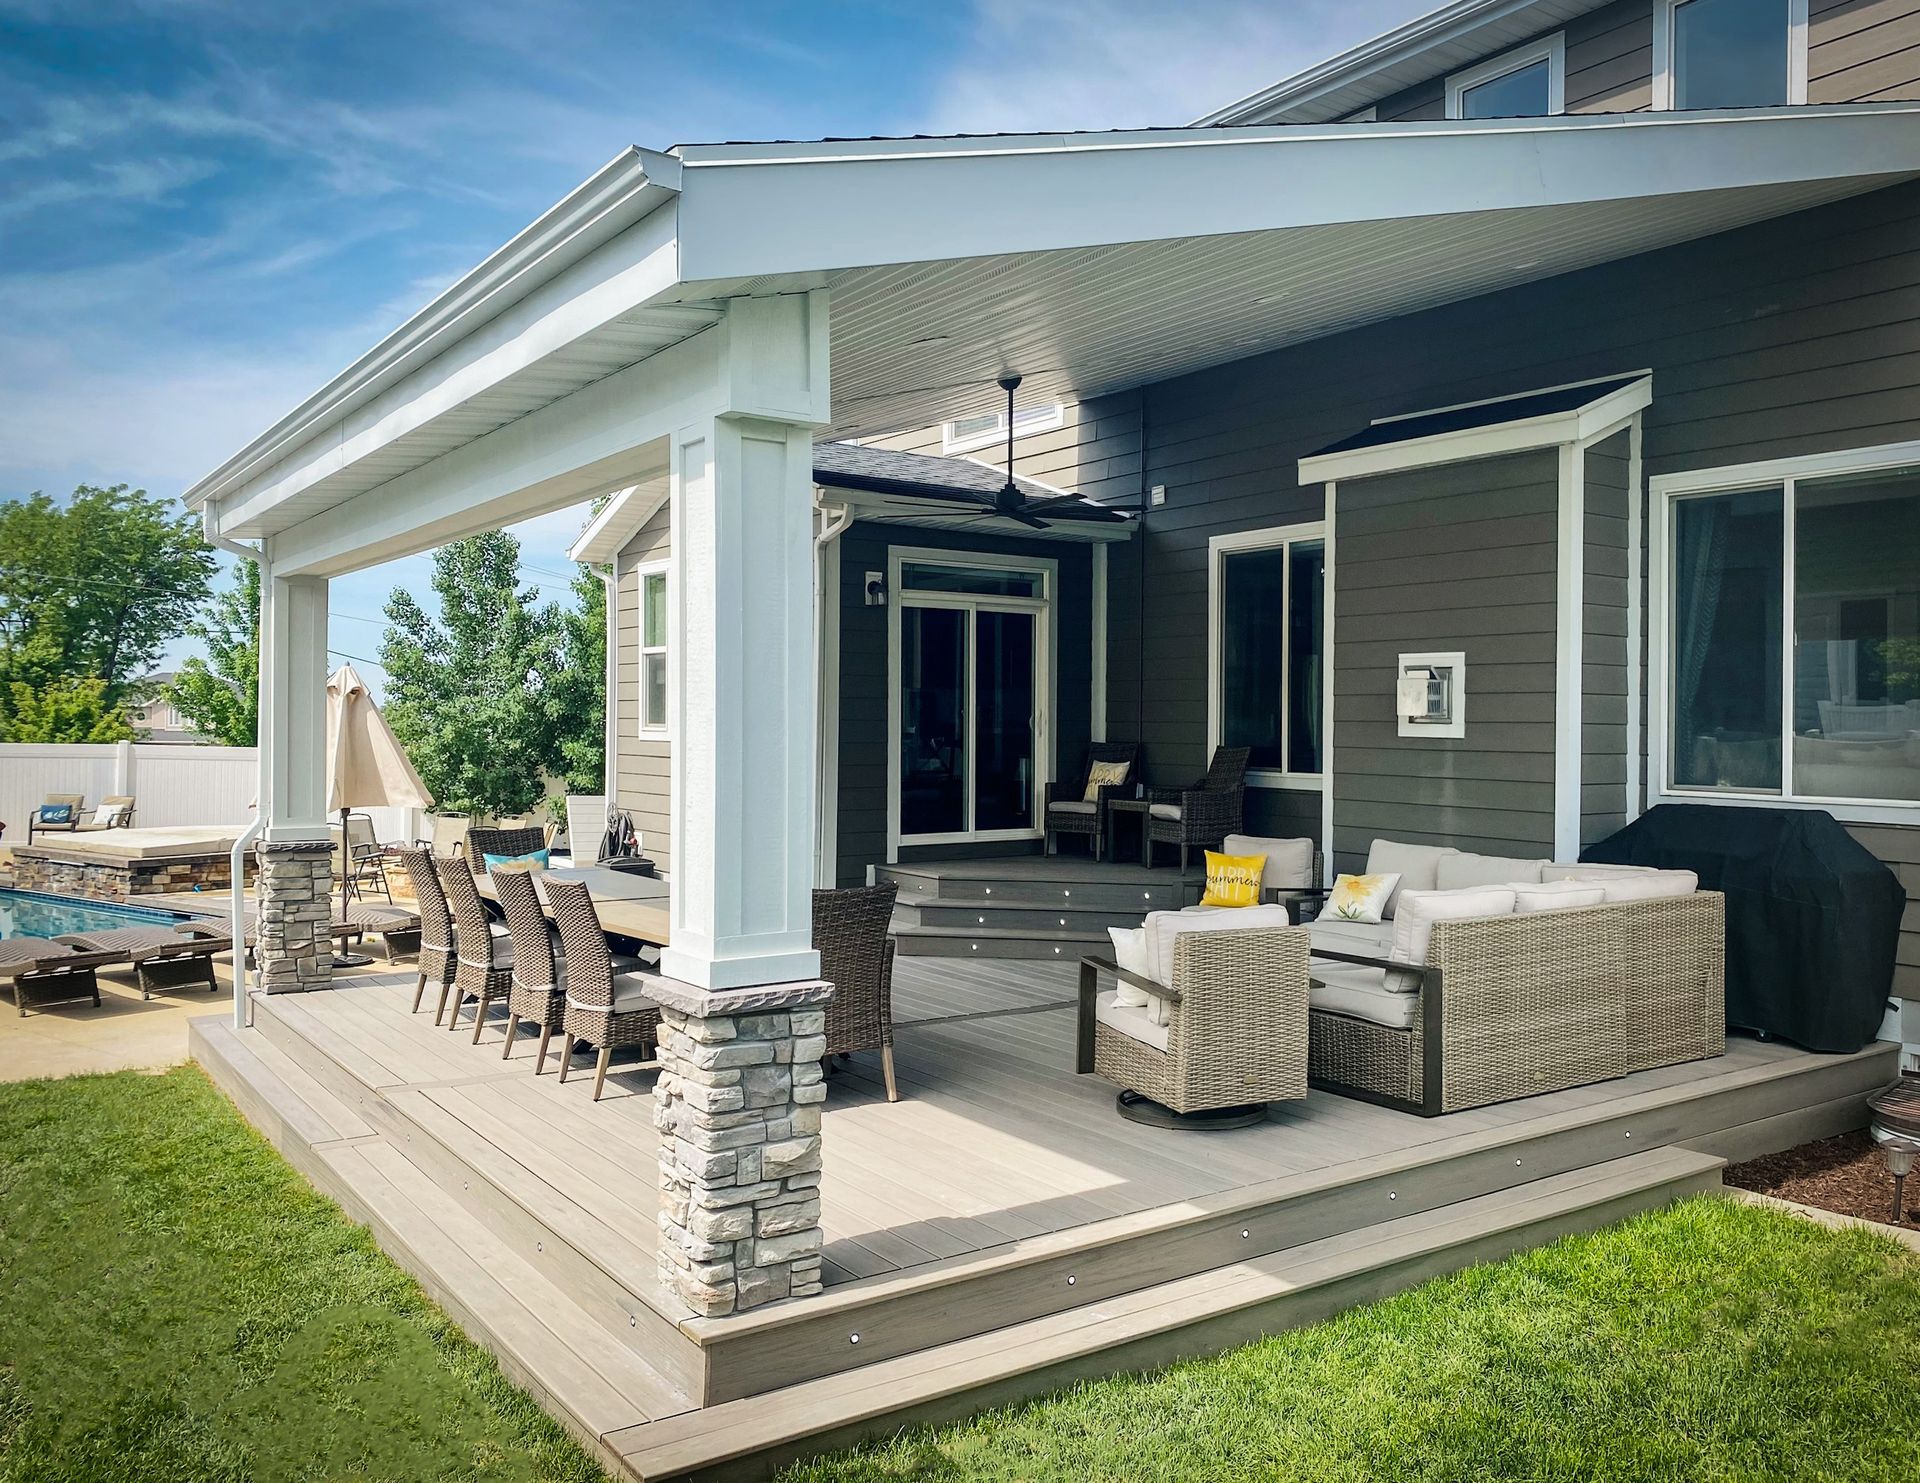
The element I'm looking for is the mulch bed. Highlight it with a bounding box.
[1726,1129,1917,1229]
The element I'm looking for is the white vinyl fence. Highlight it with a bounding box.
[0,742,422,849]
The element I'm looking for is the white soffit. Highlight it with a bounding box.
[1196,0,1616,125]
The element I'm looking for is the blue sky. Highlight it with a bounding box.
[0,0,1427,690]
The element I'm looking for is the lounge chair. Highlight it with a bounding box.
[1144,747,1251,869]
[416,813,471,860]
[333,813,392,904]
[175,901,420,964]
[546,878,660,1099]
[815,883,902,1101]
[1,937,114,1015]
[26,794,136,846]
[54,927,229,1000]
[1044,742,1141,861]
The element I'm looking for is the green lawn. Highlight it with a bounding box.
[0,1066,605,1483]
[785,1196,1920,1483]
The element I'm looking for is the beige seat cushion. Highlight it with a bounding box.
[1542,862,1656,883]
[609,972,658,1012]
[1308,918,1392,957]
[1095,988,1170,1053]
[1364,840,1459,916]
[1435,853,1549,891]
[1513,882,1606,913]
[1149,803,1182,820]
[1049,800,1097,815]
[1309,964,1418,1030]
[1386,886,1517,989]
[1597,869,1698,903]
[1223,833,1316,890]
[1143,903,1298,986]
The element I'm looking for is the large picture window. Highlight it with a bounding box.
[1660,447,1920,810]
[1654,0,1806,111]
[1209,524,1325,784]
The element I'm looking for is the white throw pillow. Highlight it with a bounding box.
[1541,862,1657,883]
[1386,886,1518,988]
[1143,904,1297,988]
[1363,840,1459,915]
[1325,872,1400,925]
[1597,869,1698,903]
[1512,882,1606,913]
[1435,853,1549,891]
[1107,926,1151,1007]
[1223,834,1315,890]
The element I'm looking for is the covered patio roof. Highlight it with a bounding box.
[187,101,1920,577]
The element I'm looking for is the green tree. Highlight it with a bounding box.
[379,532,566,817]
[168,559,261,745]
[4,673,137,743]
[548,563,606,794]
[0,484,214,740]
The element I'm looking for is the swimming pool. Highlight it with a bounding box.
[0,889,201,941]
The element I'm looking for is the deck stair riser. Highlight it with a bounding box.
[877,862,1200,959]
[875,863,1197,913]
[617,1147,1726,1482]
[226,995,708,1404]
[892,901,1161,934]
[683,1038,1892,1401]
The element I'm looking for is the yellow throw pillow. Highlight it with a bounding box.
[1083,758,1132,802]
[1202,851,1265,909]
[1326,871,1400,924]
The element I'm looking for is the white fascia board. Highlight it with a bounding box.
[670,105,1920,289]
[191,147,682,515]
[1297,375,1652,484]
[1194,0,1579,126]
[823,487,1136,542]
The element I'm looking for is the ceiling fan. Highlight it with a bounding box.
[952,375,1090,530]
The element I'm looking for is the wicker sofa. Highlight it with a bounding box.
[1303,841,1726,1116]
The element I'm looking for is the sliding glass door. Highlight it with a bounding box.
[892,554,1051,848]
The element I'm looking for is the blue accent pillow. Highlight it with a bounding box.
[483,848,549,875]
[39,804,73,824]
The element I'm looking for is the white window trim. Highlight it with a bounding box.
[1207,521,1328,792]
[1648,436,1920,826]
[635,559,669,738]
[1651,0,1808,112]
[1445,33,1565,120]
[941,402,1066,456]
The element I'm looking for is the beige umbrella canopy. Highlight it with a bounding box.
[327,663,432,815]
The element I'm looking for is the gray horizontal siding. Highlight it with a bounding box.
[613,502,671,866]
[1844,824,1920,1002]
[1330,450,1562,874]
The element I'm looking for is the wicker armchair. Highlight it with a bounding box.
[437,855,514,1040]
[1077,922,1310,1127]
[397,848,457,1018]
[463,824,548,873]
[814,883,901,1101]
[1044,742,1141,861]
[546,878,660,1099]
[1144,747,1250,869]
[492,868,564,1067]
[1307,893,1726,1116]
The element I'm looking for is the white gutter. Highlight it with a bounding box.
[201,511,267,1030]
[813,490,854,887]
[601,561,619,849]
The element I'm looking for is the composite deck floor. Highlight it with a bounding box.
[255,953,1822,1290]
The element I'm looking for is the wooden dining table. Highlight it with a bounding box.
[475,863,670,948]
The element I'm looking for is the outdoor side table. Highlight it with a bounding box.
[1107,797,1153,865]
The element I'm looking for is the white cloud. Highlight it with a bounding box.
[919,0,1433,134]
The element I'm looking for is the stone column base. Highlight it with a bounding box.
[651,976,835,1315]
[256,839,334,995]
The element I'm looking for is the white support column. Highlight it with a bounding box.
[255,570,334,994]
[662,292,830,990]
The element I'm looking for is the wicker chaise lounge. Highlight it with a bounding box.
[2,937,116,1015]
[1078,917,1311,1128]
[53,926,231,1000]
[1308,892,1726,1116]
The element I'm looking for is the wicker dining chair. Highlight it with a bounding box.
[437,855,514,1040]
[464,824,548,874]
[396,847,458,1019]
[545,878,660,1099]
[1043,741,1141,861]
[815,883,901,1101]
[492,867,564,1067]
[1145,746,1251,869]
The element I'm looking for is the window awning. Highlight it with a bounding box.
[1297,372,1653,484]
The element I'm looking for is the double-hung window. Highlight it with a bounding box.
[1446,35,1565,119]
[1657,444,1920,812]
[637,563,668,736]
[1653,0,1807,110]
[1209,524,1326,786]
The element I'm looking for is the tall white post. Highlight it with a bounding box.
[256,571,334,993]
[662,292,829,991]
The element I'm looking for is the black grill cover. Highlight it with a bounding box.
[1582,804,1903,1054]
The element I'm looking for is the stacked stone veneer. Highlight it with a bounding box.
[651,976,836,1315]
[13,848,249,901]
[256,840,334,995]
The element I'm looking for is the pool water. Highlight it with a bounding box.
[0,888,198,940]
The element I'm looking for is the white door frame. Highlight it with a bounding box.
[886,547,1056,860]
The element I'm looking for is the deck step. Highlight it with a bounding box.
[608,1146,1725,1481]
[888,924,1110,961]
[892,899,1156,933]
[875,863,1197,913]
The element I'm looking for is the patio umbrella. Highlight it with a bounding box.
[326,663,432,965]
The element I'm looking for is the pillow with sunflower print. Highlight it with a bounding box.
[1326,871,1400,924]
